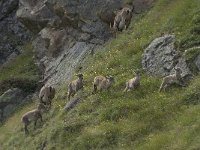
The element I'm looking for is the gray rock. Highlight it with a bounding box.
[0,88,25,104]
[183,46,200,73]
[28,0,122,85]
[0,0,32,65]
[64,97,81,111]
[16,0,154,86]
[0,88,28,122]
[90,38,105,45]
[3,52,18,64]
[44,42,96,85]
[195,54,200,71]
[133,0,154,13]
[142,34,191,77]
[17,0,55,33]
[78,33,91,42]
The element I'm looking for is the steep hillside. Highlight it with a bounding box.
[1,0,200,149]
[0,43,39,93]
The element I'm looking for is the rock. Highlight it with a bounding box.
[16,0,55,33]
[16,0,154,85]
[0,0,32,65]
[78,33,91,42]
[142,34,191,77]
[28,0,122,85]
[133,0,154,13]
[176,57,191,78]
[90,38,105,45]
[187,47,200,72]
[3,52,18,64]
[0,78,39,95]
[39,28,69,57]
[64,97,81,111]
[195,54,200,71]
[0,88,25,104]
[0,0,18,20]
[44,42,96,85]
[0,88,28,121]
[183,46,200,73]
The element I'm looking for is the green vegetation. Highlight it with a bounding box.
[1,0,200,149]
[184,47,200,74]
[184,47,200,61]
[0,43,39,81]
[0,43,40,94]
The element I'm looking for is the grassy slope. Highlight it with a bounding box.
[1,0,200,149]
[0,43,40,94]
[0,43,39,81]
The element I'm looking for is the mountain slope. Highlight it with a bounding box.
[1,0,200,149]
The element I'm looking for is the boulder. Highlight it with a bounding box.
[142,34,191,77]
[64,97,81,111]
[0,88,28,122]
[16,0,55,33]
[133,0,154,13]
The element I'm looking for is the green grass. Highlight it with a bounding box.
[0,43,40,94]
[1,0,200,149]
[0,43,39,81]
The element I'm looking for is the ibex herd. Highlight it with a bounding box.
[20,6,186,135]
[21,66,185,134]
[21,85,55,134]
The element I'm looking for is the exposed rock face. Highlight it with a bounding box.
[0,0,32,65]
[16,0,123,85]
[142,34,191,78]
[0,88,28,122]
[16,0,56,33]
[16,0,154,86]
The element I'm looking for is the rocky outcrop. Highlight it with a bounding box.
[15,0,154,86]
[0,88,29,122]
[16,0,122,85]
[0,0,32,65]
[142,34,192,78]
